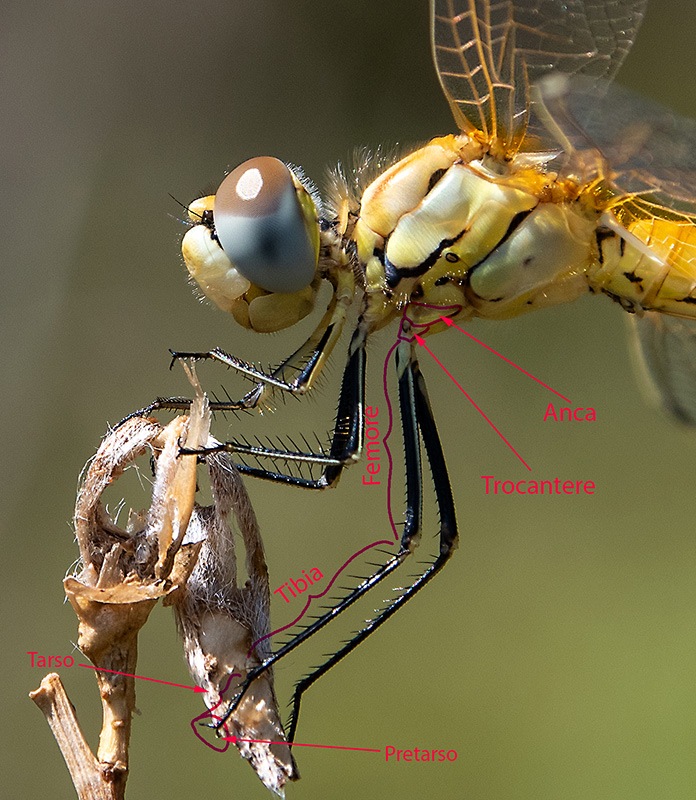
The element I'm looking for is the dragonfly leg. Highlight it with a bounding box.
[193,317,368,489]
[215,338,458,742]
[119,269,356,425]
[285,340,458,742]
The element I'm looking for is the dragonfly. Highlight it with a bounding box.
[136,0,696,742]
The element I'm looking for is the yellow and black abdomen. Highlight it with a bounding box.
[589,195,696,319]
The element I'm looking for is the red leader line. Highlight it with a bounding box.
[415,335,532,472]
[78,663,206,693]
[440,317,572,403]
[225,735,381,753]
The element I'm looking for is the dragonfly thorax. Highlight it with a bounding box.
[353,134,598,327]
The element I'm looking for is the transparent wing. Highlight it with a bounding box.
[574,85,696,426]
[567,81,696,202]
[548,79,696,277]
[617,193,696,425]
[535,75,696,426]
[628,312,696,426]
[431,0,647,155]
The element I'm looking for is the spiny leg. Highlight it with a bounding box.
[211,335,423,733]
[285,339,458,743]
[195,316,369,489]
[191,315,370,735]
[118,268,355,425]
[215,335,453,738]
[213,559,411,736]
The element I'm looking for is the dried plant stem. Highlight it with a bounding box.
[32,369,295,796]
[63,586,159,788]
[32,391,209,798]
[30,673,122,800]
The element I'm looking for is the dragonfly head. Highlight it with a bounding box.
[182,157,322,332]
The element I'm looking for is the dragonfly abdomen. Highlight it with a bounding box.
[589,213,696,318]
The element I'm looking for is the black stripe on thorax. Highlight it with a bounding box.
[384,206,535,289]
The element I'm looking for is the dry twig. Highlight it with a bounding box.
[31,374,296,797]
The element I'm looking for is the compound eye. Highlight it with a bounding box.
[213,156,319,294]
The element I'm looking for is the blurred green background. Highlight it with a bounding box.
[4,1,696,798]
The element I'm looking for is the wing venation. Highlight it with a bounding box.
[432,0,647,154]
